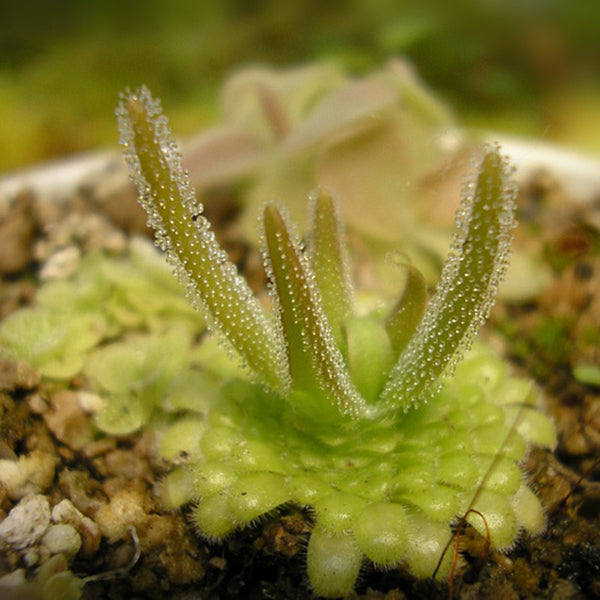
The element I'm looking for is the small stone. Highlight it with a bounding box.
[51,498,81,524]
[209,556,227,571]
[41,524,81,559]
[81,437,116,459]
[0,494,50,550]
[76,390,104,414]
[57,469,104,516]
[549,578,585,599]
[0,450,58,500]
[27,393,48,414]
[44,390,94,451]
[104,448,152,480]
[52,499,101,557]
[23,547,40,567]
[95,488,148,543]
[92,170,147,234]
[39,246,81,281]
[0,441,17,461]
[0,359,40,392]
[0,568,27,589]
[0,192,36,275]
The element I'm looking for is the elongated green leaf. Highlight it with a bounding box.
[116,87,287,391]
[345,315,393,403]
[384,263,427,357]
[262,204,367,418]
[381,146,516,411]
[308,188,353,352]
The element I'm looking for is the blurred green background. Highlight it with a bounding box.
[1,0,599,173]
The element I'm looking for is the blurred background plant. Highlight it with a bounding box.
[1,0,599,173]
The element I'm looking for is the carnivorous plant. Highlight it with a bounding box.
[117,86,555,597]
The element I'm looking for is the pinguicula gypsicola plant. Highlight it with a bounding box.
[117,86,556,598]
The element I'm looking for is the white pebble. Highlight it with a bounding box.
[52,498,101,556]
[0,450,58,500]
[75,390,105,414]
[23,547,41,567]
[39,246,81,281]
[0,494,50,550]
[0,569,26,589]
[51,499,81,524]
[41,524,81,559]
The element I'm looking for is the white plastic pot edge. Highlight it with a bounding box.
[0,150,124,205]
[1,133,599,206]
[489,133,600,206]
[435,129,600,206]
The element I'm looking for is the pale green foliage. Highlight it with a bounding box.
[261,203,366,418]
[189,60,452,246]
[308,188,354,353]
[0,308,104,379]
[0,237,206,433]
[0,555,84,600]
[573,362,600,386]
[118,87,556,598]
[86,326,199,435]
[118,92,286,391]
[381,149,517,411]
[181,62,551,301]
[385,263,427,356]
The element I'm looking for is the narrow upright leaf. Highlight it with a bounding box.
[384,263,427,357]
[262,204,367,418]
[308,188,353,352]
[116,87,287,391]
[381,146,516,411]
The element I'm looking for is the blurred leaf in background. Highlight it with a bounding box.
[1,0,599,172]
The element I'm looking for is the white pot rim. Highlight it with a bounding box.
[1,133,599,206]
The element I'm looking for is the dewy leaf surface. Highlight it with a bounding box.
[115,85,556,599]
[384,263,428,358]
[116,87,287,391]
[307,188,353,353]
[262,204,367,418]
[382,146,516,412]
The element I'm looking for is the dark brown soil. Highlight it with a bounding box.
[0,160,599,600]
